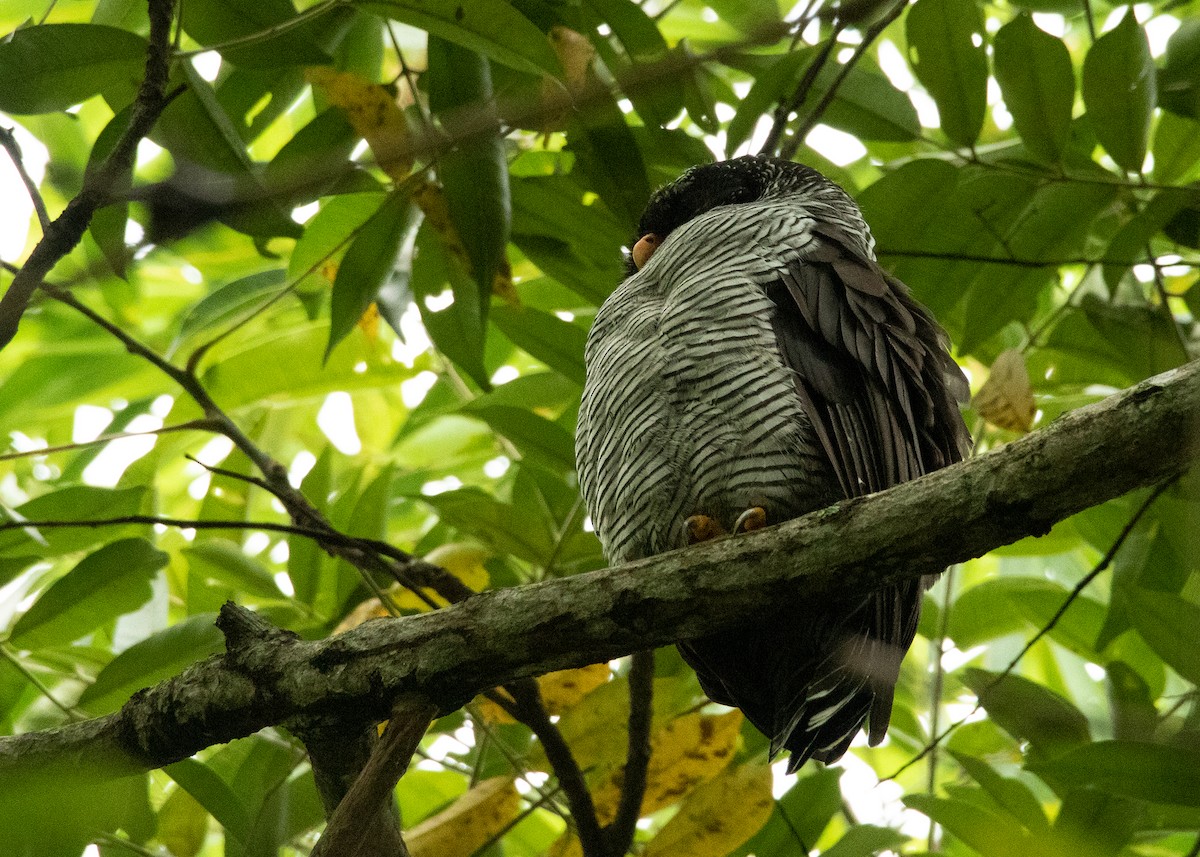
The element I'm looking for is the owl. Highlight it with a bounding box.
[574,155,971,771]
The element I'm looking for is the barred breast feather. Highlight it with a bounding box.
[575,156,970,771]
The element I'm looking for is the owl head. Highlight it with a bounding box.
[627,156,852,273]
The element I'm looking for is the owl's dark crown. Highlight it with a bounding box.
[634,156,830,245]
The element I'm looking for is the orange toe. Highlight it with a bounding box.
[685,514,726,544]
[733,507,767,534]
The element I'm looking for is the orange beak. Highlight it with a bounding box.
[631,233,661,270]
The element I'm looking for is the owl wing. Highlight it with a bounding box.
[762,221,970,763]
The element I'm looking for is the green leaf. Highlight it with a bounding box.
[184,540,281,600]
[419,487,554,563]
[904,795,1033,857]
[180,0,338,67]
[461,404,577,473]
[951,750,1050,832]
[993,14,1074,163]
[412,222,491,388]
[8,538,166,650]
[175,269,288,348]
[961,668,1091,760]
[0,486,147,558]
[583,0,681,128]
[1106,661,1158,741]
[327,190,419,360]
[289,192,388,293]
[78,614,225,715]
[490,304,587,385]
[165,758,251,843]
[262,106,362,205]
[1152,111,1200,185]
[906,0,989,148]
[428,37,511,304]
[510,175,628,306]
[354,0,560,76]
[86,105,135,278]
[726,50,811,155]
[0,24,146,114]
[1029,741,1200,807]
[819,825,907,857]
[959,179,1117,352]
[948,578,1034,648]
[1101,189,1194,292]
[820,65,922,143]
[1123,587,1200,685]
[1159,19,1200,119]
[288,447,334,607]
[1082,9,1155,172]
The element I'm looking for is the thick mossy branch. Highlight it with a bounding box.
[0,361,1197,779]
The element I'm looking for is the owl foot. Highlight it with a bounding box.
[733,507,767,534]
[684,514,726,544]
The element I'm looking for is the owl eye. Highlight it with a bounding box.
[631,233,661,270]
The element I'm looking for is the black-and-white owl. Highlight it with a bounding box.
[575,155,971,771]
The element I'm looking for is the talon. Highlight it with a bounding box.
[685,514,726,544]
[733,507,767,534]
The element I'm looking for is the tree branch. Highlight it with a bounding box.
[604,650,654,856]
[310,696,437,857]
[0,0,177,350]
[0,360,1195,781]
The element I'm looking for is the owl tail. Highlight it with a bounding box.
[679,580,920,772]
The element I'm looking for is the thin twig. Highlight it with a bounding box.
[1146,242,1192,360]
[883,477,1177,782]
[0,126,51,231]
[604,650,654,857]
[0,420,217,462]
[0,0,177,350]
[0,645,84,721]
[782,0,908,160]
[926,566,955,852]
[761,24,843,157]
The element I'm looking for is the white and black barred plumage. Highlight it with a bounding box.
[575,156,971,771]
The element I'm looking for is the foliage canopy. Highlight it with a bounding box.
[0,0,1198,855]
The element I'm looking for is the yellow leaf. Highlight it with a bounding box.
[643,762,775,857]
[543,832,583,857]
[592,709,744,823]
[394,542,490,611]
[527,677,631,773]
[307,67,411,180]
[540,26,594,133]
[549,26,595,91]
[411,180,515,300]
[333,595,391,634]
[477,662,614,720]
[155,787,209,857]
[478,663,612,724]
[974,348,1035,432]
[358,302,380,339]
[539,662,611,715]
[407,776,519,857]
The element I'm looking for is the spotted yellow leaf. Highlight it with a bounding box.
[479,662,612,723]
[307,67,411,181]
[591,709,743,823]
[411,180,516,302]
[974,348,1035,432]
[643,762,774,857]
[394,542,490,611]
[407,776,519,857]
